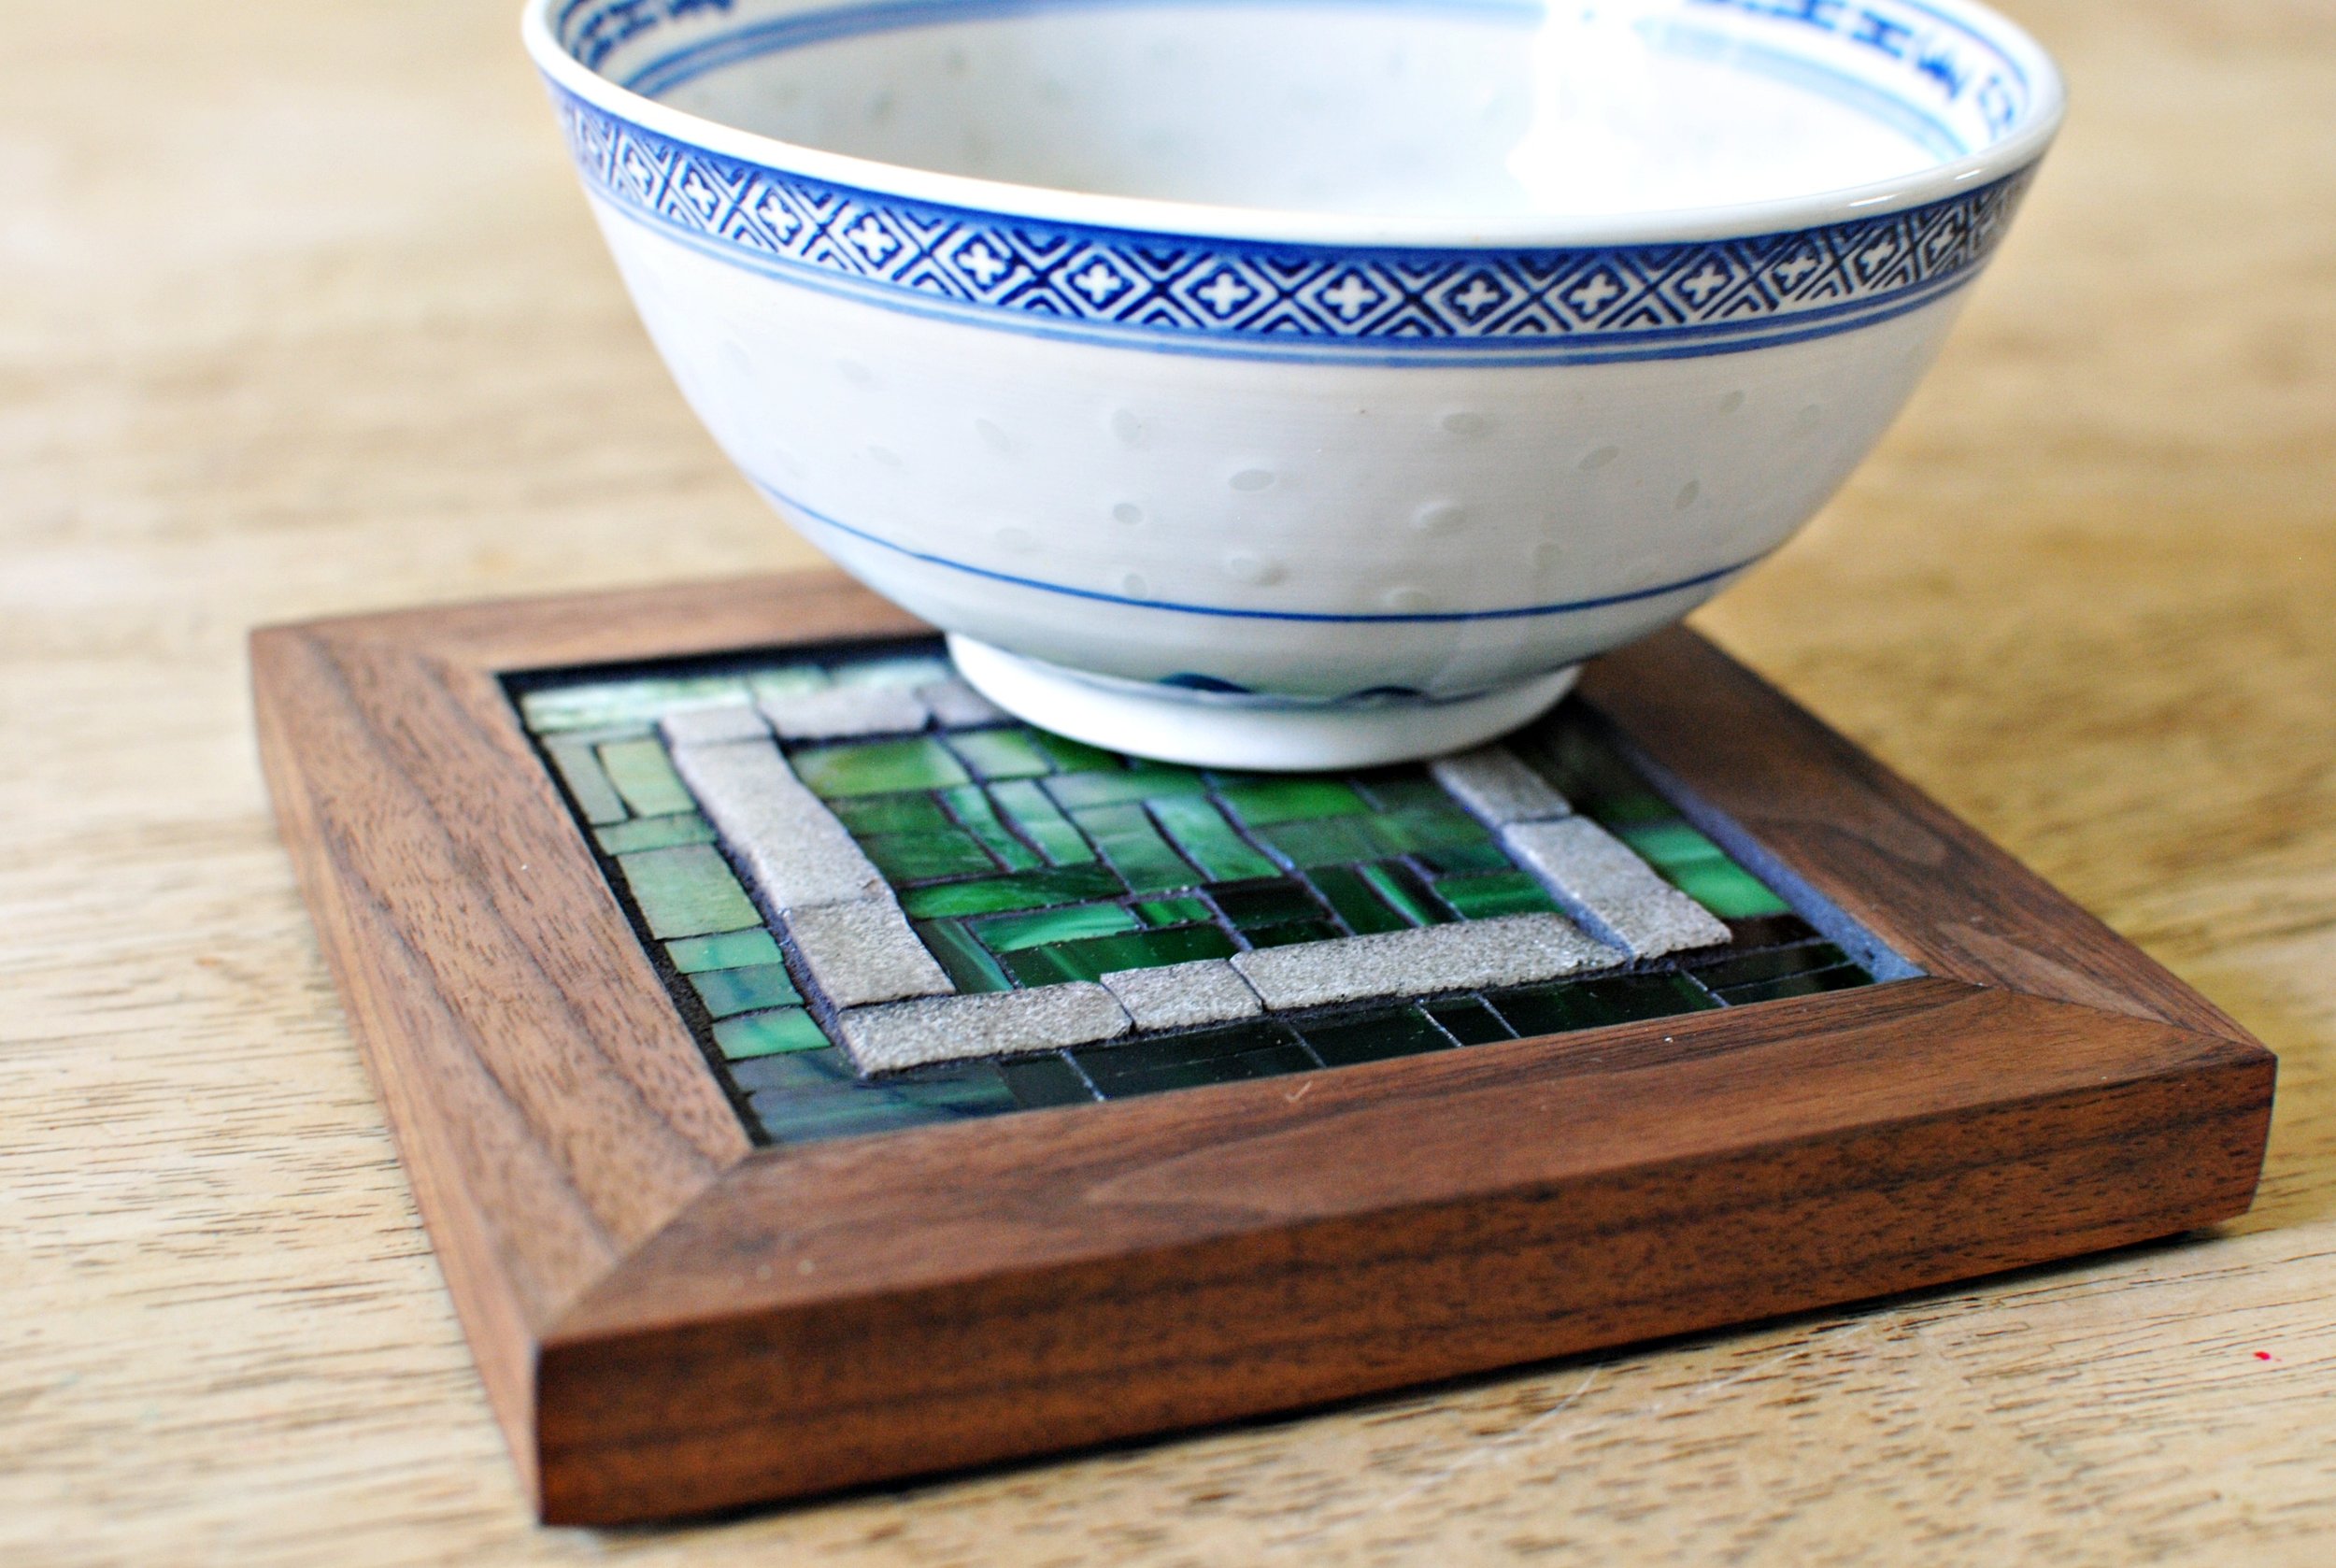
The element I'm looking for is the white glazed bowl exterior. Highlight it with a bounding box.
[525,0,2062,706]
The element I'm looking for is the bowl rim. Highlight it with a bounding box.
[520,0,2064,249]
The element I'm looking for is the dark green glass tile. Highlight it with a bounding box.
[597,737,696,818]
[1028,729,1120,773]
[999,922,1237,986]
[1517,721,1646,810]
[1071,804,1199,893]
[1613,819,1729,868]
[1713,964,1871,1005]
[1209,878,1327,931]
[1663,857,1793,919]
[942,785,1042,871]
[1241,919,1343,948]
[974,901,1139,952]
[1075,1019,1309,1098]
[1042,764,1211,810]
[1688,942,1850,990]
[999,1053,1099,1108]
[1433,869,1561,919]
[1134,896,1213,927]
[757,1093,953,1146]
[913,919,1016,993]
[899,863,1123,919]
[1417,839,1517,877]
[1148,795,1279,883]
[861,826,998,883]
[1303,1005,1454,1066]
[543,736,628,825]
[830,791,952,835]
[1216,777,1369,826]
[881,1060,1019,1117]
[1360,859,1451,926]
[989,779,1096,865]
[1350,771,1450,812]
[1724,912,1820,949]
[1492,971,1718,1037]
[1366,801,1494,856]
[731,1045,858,1095]
[617,844,761,937]
[1308,864,1411,935]
[1423,996,1517,1046]
[665,928,783,974]
[712,1006,830,1060]
[1252,815,1383,867]
[595,812,718,854]
[690,962,802,1018]
[945,728,1056,779]
[792,737,970,797]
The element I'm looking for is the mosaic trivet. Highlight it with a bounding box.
[254,572,2274,1525]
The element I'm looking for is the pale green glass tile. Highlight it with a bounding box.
[747,665,833,700]
[690,962,803,1018]
[990,779,1096,865]
[973,901,1139,953]
[713,1007,830,1060]
[616,844,761,937]
[1042,765,1211,810]
[792,737,970,797]
[1149,795,1279,882]
[945,729,1055,780]
[943,785,1042,870]
[1071,803,1200,893]
[520,676,748,733]
[598,737,697,819]
[1028,730,1119,773]
[832,654,951,689]
[543,736,628,825]
[666,929,783,974]
[595,813,718,854]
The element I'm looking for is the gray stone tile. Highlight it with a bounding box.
[668,739,886,911]
[784,898,956,1009]
[836,985,1132,1074]
[1503,816,1732,958]
[758,684,930,740]
[917,677,1007,727]
[1431,745,1572,825]
[659,703,770,748]
[1232,915,1624,1010]
[1101,959,1264,1031]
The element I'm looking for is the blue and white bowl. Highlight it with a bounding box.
[524,0,2063,766]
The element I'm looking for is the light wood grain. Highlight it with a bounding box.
[1,0,2329,1561]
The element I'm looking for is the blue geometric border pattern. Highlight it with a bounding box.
[553,89,2035,357]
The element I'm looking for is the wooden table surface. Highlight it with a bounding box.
[5,2,2330,1561]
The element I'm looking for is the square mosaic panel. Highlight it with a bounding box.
[511,642,1900,1147]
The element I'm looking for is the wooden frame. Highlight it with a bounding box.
[252,572,2274,1526]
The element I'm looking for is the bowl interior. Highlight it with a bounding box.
[557,0,2050,219]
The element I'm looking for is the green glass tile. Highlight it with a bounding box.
[974,901,1139,952]
[899,863,1122,918]
[941,785,1042,871]
[1517,720,1645,808]
[1241,919,1343,948]
[1071,803,1199,893]
[1360,860,1450,926]
[1133,896,1213,927]
[746,665,832,701]
[689,962,802,1018]
[713,1006,830,1060]
[665,928,783,974]
[1433,869,1561,919]
[998,1053,1098,1108]
[617,844,761,937]
[519,675,748,733]
[543,736,628,826]
[757,1093,952,1146]
[1492,971,1718,1038]
[597,737,696,819]
[1075,1019,1310,1098]
[1209,878,1327,931]
[731,1045,857,1095]
[1253,814,1383,867]
[989,779,1096,865]
[1365,801,1494,856]
[1613,819,1729,868]
[1423,996,1516,1046]
[1688,942,1851,991]
[1723,912,1820,949]
[1712,964,1871,1005]
[1216,777,1369,826]
[861,826,997,883]
[999,923,1236,986]
[1350,771,1450,813]
[881,1059,1018,1117]
[1663,857,1793,919]
[1308,864,1411,935]
[1149,795,1279,883]
[830,791,952,835]
[792,736,970,798]
[1042,764,1212,810]
[594,812,717,854]
[1417,839,1517,877]
[832,654,951,688]
[913,919,1016,993]
[1028,729,1120,773]
[944,728,1056,780]
[1303,1005,1454,1066]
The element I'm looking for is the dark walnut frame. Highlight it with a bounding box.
[252,572,2274,1526]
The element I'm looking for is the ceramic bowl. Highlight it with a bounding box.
[523,0,2062,767]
